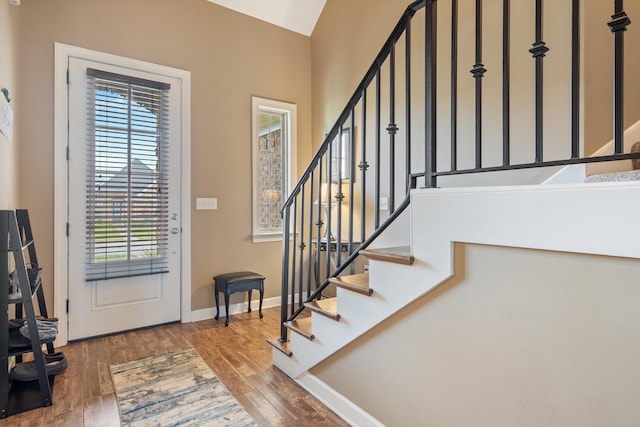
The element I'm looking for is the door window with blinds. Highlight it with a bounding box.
[85,68,170,281]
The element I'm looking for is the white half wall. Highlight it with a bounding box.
[310,182,640,426]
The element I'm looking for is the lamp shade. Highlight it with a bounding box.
[314,182,348,205]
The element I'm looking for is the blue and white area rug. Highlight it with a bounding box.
[110,347,257,426]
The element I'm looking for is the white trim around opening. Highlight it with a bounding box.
[53,43,192,345]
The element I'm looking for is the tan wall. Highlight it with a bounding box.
[0,2,19,209]
[312,243,640,426]
[17,0,312,312]
[310,0,410,151]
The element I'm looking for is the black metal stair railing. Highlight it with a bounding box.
[278,0,638,343]
[279,0,428,342]
[432,0,637,181]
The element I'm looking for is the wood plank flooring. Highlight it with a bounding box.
[2,307,349,426]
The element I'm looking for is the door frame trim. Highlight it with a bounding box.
[54,43,192,345]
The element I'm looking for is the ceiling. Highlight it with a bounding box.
[207,0,326,37]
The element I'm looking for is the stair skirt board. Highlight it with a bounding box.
[295,372,385,427]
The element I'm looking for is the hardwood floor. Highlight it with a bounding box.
[2,307,349,426]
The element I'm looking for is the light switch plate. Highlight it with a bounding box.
[196,198,217,210]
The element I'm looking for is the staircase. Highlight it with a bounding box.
[273,183,640,425]
[270,246,417,379]
[269,0,639,423]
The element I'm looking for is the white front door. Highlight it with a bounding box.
[66,57,182,340]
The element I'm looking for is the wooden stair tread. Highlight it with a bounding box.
[267,338,292,357]
[359,246,414,265]
[330,273,373,296]
[284,317,315,341]
[304,298,340,321]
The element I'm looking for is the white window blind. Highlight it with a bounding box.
[85,68,170,281]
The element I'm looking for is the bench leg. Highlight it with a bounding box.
[224,289,231,326]
[247,290,252,313]
[214,287,220,320]
[259,282,264,319]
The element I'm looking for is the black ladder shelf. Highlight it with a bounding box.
[0,209,55,418]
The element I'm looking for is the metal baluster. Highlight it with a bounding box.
[280,205,290,341]
[503,0,511,165]
[290,197,298,315]
[471,0,486,169]
[570,0,580,158]
[530,0,549,163]
[425,0,437,188]
[375,69,382,226]
[348,108,356,274]
[608,0,631,154]
[451,0,459,171]
[298,187,306,301]
[388,44,397,214]
[336,125,343,267]
[406,18,413,193]
[306,174,314,296]
[325,148,332,280]
[315,158,324,292]
[359,88,368,244]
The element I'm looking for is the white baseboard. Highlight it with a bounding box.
[190,295,282,322]
[296,372,385,427]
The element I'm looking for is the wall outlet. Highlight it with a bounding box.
[196,198,217,210]
[363,264,369,273]
[380,197,389,211]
